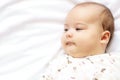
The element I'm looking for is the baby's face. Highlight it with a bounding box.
[61,6,105,58]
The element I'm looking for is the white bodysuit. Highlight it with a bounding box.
[40,52,120,80]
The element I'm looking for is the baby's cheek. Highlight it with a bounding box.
[61,36,65,44]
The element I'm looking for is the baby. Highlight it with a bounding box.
[40,2,120,80]
[61,1,114,58]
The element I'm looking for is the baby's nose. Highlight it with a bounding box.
[65,30,73,38]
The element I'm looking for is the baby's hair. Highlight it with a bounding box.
[75,2,114,47]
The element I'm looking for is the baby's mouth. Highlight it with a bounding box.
[66,41,75,46]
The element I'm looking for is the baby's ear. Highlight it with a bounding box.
[100,31,111,44]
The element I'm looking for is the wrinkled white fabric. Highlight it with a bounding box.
[0,0,120,80]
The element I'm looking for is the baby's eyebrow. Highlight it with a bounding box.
[74,23,88,29]
[75,23,87,26]
[64,24,69,27]
[64,24,68,25]
[64,23,87,28]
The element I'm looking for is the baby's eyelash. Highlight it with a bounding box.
[76,28,81,30]
[64,29,68,31]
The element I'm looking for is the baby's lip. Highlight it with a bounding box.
[66,41,75,45]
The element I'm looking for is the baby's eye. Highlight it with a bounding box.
[64,28,68,32]
[76,28,81,31]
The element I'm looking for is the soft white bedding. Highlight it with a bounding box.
[0,0,120,80]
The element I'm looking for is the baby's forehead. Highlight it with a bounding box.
[74,4,105,15]
[67,5,103,24]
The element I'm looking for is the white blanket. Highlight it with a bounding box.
[0,0,120,80]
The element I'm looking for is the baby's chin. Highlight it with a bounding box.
[65,47,76,54]
[64,50,83,58]
[63,46,93,58]
[64,50,90,58]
